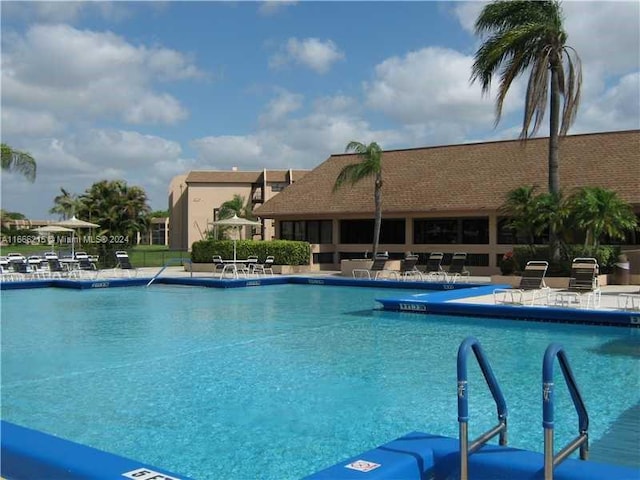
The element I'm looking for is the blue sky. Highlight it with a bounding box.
[2,1,639,219]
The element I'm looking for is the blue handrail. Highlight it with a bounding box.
[542,343,589,480]
[457,337,508,480]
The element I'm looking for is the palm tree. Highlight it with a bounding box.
[567,187,638,253]
[333,141,384,257]
[219,194,254,220]
[49,188,80,220]
[471,0,582,197]
[1,143,36,182]
[500,186,545,250]
[214,194,255,241]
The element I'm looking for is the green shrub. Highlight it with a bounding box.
[191,239,310,265]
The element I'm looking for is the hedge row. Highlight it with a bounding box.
[191,239,311,265]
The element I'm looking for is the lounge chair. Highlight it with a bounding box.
[553,258,601,308]
[212,255,225,278]
[442,252,471,283]
[74,251,97,278]
[423,252,444,281]
[115,251,138,277]
[399,254,421,280]
[618,292,640,311]
[493,261,551,305]
[253,256,275,276]
[353,254,398,280]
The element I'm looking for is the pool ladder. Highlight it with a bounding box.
[146,258,192,287]
[457,336,589,480]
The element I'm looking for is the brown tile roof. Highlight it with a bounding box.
[254,130,640,217]
[185,169,308,184]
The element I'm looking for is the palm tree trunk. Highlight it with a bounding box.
[372,175,383,256]
[548,64,562,260]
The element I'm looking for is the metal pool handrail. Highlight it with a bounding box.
[457,336,508,480]
[543,343,589,480]
[147,258,192,287]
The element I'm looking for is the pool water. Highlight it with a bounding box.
[1,284,639,479]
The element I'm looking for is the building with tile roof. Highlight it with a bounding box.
[253,130,640,274]
[169,168,308,250]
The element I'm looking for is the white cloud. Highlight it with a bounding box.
[1,107,63,136]
[364,46,516,130]
[1,24,200,126]
[258,1,298,16]
[258,89,303,126]
[576,72,640,133]
[269,37,345,74]
[1,1,142,23]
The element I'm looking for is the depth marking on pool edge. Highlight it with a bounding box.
[345,459,381,472]
[122,468,181,480]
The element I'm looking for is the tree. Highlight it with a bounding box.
[333,141,384,256]
[471,1,581,258]
[219,194,254,220]
[1,143,36,182]
[76,180,151,258]
[567,187,638,253]
[212,194,254,240]
[500,186,546,251]
[49,188,80,220]
[471,1,581,197]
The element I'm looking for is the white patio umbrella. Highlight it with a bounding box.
[34,225,74,253]
[211,214,261,262]
[53,216,100,256]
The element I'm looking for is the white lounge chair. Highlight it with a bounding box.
[494,261,550,305]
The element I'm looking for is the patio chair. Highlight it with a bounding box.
[399,254,421,281]
[253,256,275,276]
[212,255,225,278]
[74,251,97,278]
[442,252,471,283]
[353,253,398,280]
[493,261,551,305]
[617,291,640,311]
[553,258,601,308]
[115,251,138,277]
[422,252,444,281]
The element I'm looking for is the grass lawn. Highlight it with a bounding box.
[0,243,190,268]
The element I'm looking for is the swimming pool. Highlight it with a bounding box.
[1,284,638,479]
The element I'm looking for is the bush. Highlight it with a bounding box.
[499,251,518,275]
[191,239,310,265]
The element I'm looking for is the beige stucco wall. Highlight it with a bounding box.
[168,172,291,251]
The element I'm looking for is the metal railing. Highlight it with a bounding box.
[147,258,192,287]
[457,336,508,480]
[543,343,589,480]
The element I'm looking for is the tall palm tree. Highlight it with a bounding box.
[1,143,36,182]
[333,141,384,257]
[471,0,582,196]
[49,188,80,220]
[568,187,638,253]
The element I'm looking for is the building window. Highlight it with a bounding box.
[151,222,166,245]
[340,219,405,244]
[462,219,489,244]
[497,217,549,245]
[414,219,457,244]
[271,183,287,192]
[313,252,334,264]
[280,220,333,244]
[414,218,488,244]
